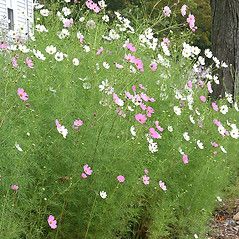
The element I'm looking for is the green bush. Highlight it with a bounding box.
[0,1,238,238]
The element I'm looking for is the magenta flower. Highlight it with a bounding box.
[17,88,29,101]
[135,114,147,124]
[142,175,150,185]
[149,128,161,139]
[159,180,167,191]
[146,106,154,117]
[126,42,136,52]
[10,184,19,191]
[48,215,57,229]
[182,154,189,164]
[117,175,125,183]
[132,85,136,92]
[83,164,93,176]
[25,57,34,68]
[141,93,149,102]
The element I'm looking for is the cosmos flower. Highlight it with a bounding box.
[48,215,57,229]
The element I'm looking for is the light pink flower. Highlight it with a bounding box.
[163,6,171,17]
[142,175,150,185]
[117,175,125,183]
[135,114,147,124]
[213,119,221,127]
[25,57,34,68]
[182,154,189,164]
[144,169,149,174]
[48,215,57,229]
[159,180,167,191]
[73,119,84,130]
[96,47,104,55]
[12,56,18,68]
[187,14,196,31]
[132,85,136,92]
[0,42,8,49]
[17,88,29,101]
[200,95,206,103]
[212,102,219,111]
[187,80,193,89]
[150,62,158,72]
[181,4,187,16]
[10,184,19,191]
[162,37,170,46]
[63,18,73,28]
[211,142,219,147]
[207,82,213,93]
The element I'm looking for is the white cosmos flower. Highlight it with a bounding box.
[18,44,30,53]
[62,7,71,16]
[220,105,228,115]
[130,126,136,137]
[40,9,49,16]
[196,140,204,149]
[173,106,182,116]
[167,126,173,132]
[230,128,239,139]
[102,15,109,22]
[55,52,64,62]
[220,145,227,154]
[72,58,80,66]
[100,191,107,199]
[191,46,201,55]
[83,45,90,52]
[103,62,110,69]
[183,132,190,141]
[15,143,23,152]
[35,24,48,32]
[45,45,57,54]
[148,142,158,153]
[57,125,68,138]
[216,196,223,202]
[33,49,46,61]
[204,49,212,58]
[189,115,195,124]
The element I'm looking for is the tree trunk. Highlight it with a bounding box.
[210,0,239,100]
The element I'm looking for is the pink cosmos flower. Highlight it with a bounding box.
[149,128,161,139]
[139,84,146,90]
[83,164,93,176]
[63,18,73,28]
[126,42,136,52]
[81,173,87,179]
[144,168,149,174]
[207,82,213,93]
[187,80,193,89]
[132,85,136,92]
[25,57,34,68]
[155,121,164,132]
[213,119,221,127]
[200,95,206,103]
[162,37,170,46]
[0,42,8,49]
[55,119,68,138]
[12,57,18,68]
[163,6,171,17]
[134,58,144,72]
[10,184,19,191]
[181,4,187,16]
[96,47,104,55]
[182,154,189,164]
[73,119,83,130]
[86,0,101,13]
[142,175,150,185]
[150,62,158,72]
[117,175,125,183]
[135,114,147,124]
[141,93,149,102]
[17,88,29,101]
[140,103,147,111]
[159,180,167,191]
[113,93,124,106]
[211,142,219,147]
[146,106,154,117]
[125,91,133,100]
[48,215,57,229]
[212,102,219,111]
[187,14,196,31]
